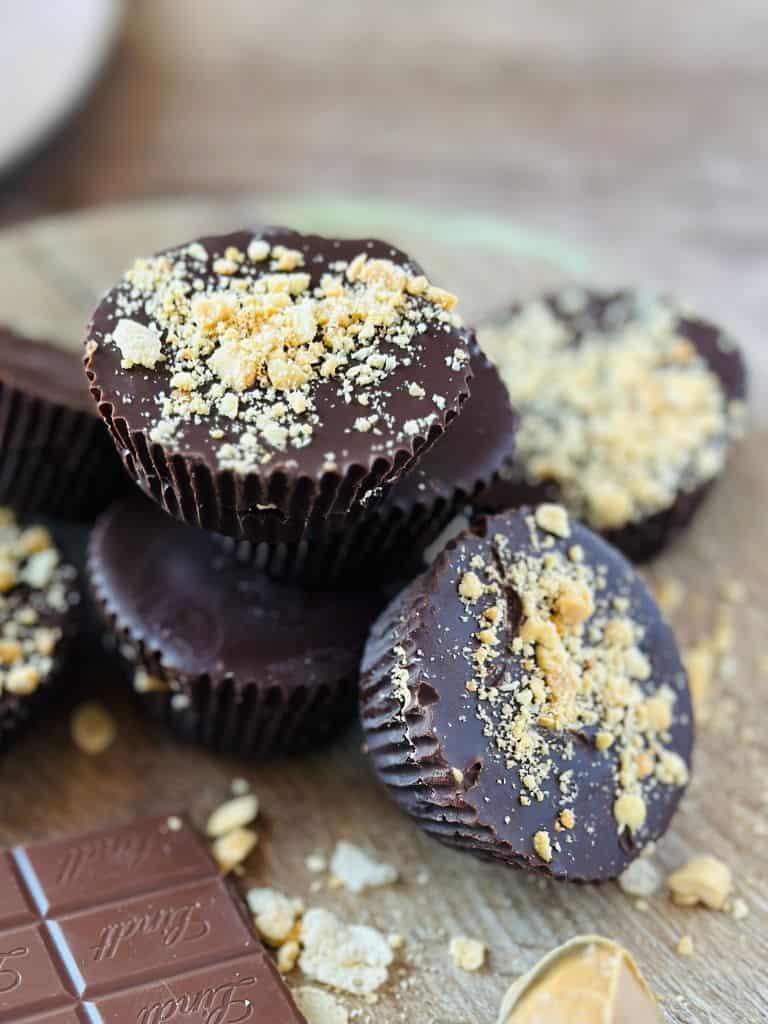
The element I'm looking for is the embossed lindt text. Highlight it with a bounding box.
[137,976,257,1024]
[92,902,210,961]
[56,832,158,885]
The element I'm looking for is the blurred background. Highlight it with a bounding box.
[1,0,767,392]
[3,1,767,219]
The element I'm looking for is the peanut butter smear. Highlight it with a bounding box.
[498,936,662,1024]
[479,292,746,530]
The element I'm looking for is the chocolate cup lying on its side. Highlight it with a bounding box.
[0,328,129,521]
[359,508,694,882]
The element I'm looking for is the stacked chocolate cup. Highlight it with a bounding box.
[16,225,736,882]
[82,227,519,757]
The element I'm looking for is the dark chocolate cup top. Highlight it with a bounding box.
[85,228,473,543]
[477,290,747,560]
[89,497,384,691]
[360,506,693,882]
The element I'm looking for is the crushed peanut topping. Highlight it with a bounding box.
[534,503,570,539]
[454,511,688,850]
[0,507,76,701]
[479,292,746,530]
[329,840,398,894]
[97,235,465,472]
[247,887,304,947]
[298,908,393,996]
[449,935,486,971]
[533,830,553,863]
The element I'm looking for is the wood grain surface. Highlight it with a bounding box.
[0,199,765,1023]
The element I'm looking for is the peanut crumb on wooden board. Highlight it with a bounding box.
[206,793,260,837]
[211,826,259,873]
[70,702,116,755]
[299,908,394,995]
[676,935,694,957]
[247,887,304,947]
[449,935,487,972]
[293,987,349,1024]
[618,857,662,898]
[329,841,398,894]
[667,855,733,910]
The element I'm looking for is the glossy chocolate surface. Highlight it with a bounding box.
[86,228,473,485]
[0,815,304,1022]
[360,509,694,882]
[0,328,95,413]
[387,340,517,510]
[89,498,382,692]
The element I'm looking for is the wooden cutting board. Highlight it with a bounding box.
[0,199,764,1024]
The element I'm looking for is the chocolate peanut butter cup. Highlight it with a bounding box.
[478,290,747,560]
[88,498,384,757]
[0,507,80,752]
[360,505,693,881]
[0,327,128,520]
[224,339,518,585]
[85,228,473,552]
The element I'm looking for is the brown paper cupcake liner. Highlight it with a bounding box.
[215,343,516,585]
[219,483,481,587]
[89,372,464,549]
[0,381,129,521]
[478,471,716,563]
[359,578,541,874]
[127,655,357,758]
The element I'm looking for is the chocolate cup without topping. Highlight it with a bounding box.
[359,508,694,882]
[479,292,748,562]
[0,328,129,521]
[84,228,473,550]
[221,339,519,586]
[88,498,385,757]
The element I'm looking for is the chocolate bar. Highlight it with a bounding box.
[0,815,305,1022]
